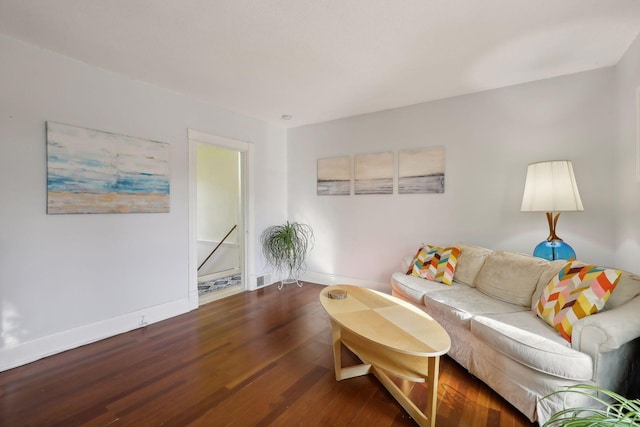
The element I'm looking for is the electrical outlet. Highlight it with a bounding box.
[257,276,265,287]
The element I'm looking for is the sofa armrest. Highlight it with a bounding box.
[572,295,640,354]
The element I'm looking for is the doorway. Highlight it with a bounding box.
[188,130,253,308]
[196,143,241,304]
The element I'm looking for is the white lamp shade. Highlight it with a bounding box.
[521,160,584,212]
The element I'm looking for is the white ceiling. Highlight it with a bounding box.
[2,1,640,128]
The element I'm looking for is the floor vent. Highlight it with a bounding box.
[257,274,271,287]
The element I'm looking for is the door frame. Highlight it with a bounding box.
[187,129,255,309]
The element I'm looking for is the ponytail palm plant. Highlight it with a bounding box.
[542,385,640,426]
[260,221,314,290]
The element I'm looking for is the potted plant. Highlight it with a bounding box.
[260,221,314,290]
[541,385,640,426]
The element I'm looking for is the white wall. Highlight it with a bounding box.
[0,35,287,370]
[288,68,618,288]
[614,33,640,273]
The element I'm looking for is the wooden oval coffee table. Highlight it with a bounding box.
[319,285,450,427]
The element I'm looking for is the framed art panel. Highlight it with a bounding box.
[317,156,351,195]
[47,122,171,214]
[354,152,393,195]
[398,147,445,194]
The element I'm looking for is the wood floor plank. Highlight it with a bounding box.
[0,283,537,426]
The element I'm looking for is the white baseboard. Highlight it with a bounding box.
[249,270,277,291]
[248,270,387,293]
[0,297,190,372]
[189,289,200,310]
[300,271,388,292]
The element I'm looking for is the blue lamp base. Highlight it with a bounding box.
[533,240,576,261]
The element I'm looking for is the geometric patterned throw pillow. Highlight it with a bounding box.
[535,262,621,342]
[406,245,461,286]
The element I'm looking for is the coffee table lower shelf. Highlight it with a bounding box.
[319,285,450,427]
[330,319,441,427]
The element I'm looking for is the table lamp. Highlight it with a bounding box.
[520,160,583,260]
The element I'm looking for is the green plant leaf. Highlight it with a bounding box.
[541,385,640,427]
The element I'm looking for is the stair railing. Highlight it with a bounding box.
[198,224,238,271]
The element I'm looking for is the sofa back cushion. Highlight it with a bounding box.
[453,243,492,287]
[474,251,549,307]
[605,270,640,310]
[530,260,568,310]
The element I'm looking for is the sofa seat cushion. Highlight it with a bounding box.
[471,313,593,381]
[423,286,525,329]
[391,272,462,304]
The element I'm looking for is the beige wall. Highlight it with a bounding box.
[197,144,240,244]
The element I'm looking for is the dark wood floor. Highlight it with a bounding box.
[0,283,537,427]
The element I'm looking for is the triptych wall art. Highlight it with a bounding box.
[355,152,394,195]
[317,147,445,196]
[46,121,171,214]
[398,147,445,194]
[317,156,351,195]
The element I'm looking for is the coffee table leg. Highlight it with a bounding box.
[425,356,440,427]
[329,319,373,381]
[330,319,343,381]
[374,356,440,427]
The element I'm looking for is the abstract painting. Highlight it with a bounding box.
[355,152,393,195]
[398,147,445,194]
[317,156,351,195]
[47,122,170,214]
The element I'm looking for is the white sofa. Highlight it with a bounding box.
[391,243,640,425]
